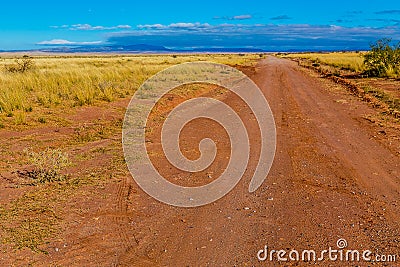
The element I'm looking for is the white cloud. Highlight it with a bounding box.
[50,25,69,29]
[232,15,252,20]
[213,14,253,20]
[137,22,211,30]
[50,24,131,31]
[37,39,102,45]
[137,24,166,29]
[171,22,211,28]
[71,24,132,30]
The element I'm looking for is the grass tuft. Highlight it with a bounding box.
[24,148,70,184]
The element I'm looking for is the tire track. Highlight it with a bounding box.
[112,176,139,266]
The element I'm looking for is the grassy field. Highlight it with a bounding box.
[0,54,260,254]
[0,54,260,128]
[280,52,365,72]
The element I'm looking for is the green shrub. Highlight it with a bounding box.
[363,38,400,77]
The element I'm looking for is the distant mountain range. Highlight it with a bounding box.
[39,44,171,53]
[0,43,361,54]
[0,44,269,54]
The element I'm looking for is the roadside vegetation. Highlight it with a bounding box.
[278,39,400,118]
[279,38,400,79]
[363,38,400,78]
[280,51,365,72]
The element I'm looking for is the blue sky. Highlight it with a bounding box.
[1,0,400,51]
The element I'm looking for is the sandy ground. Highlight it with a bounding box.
[1,56,399,266]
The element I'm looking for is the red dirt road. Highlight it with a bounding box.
[114,57,400,266]
[3,56,400,266]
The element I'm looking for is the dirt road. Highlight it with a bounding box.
[108,56,399,266]
[3,56,400,266]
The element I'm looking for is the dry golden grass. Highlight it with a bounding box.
[0,54,262,253]
[0,54,260,125]
[281,52,365,72]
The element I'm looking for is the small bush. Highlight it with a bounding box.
[5,58,35,73]
[25,148,70,184]
[363,38,400,77]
